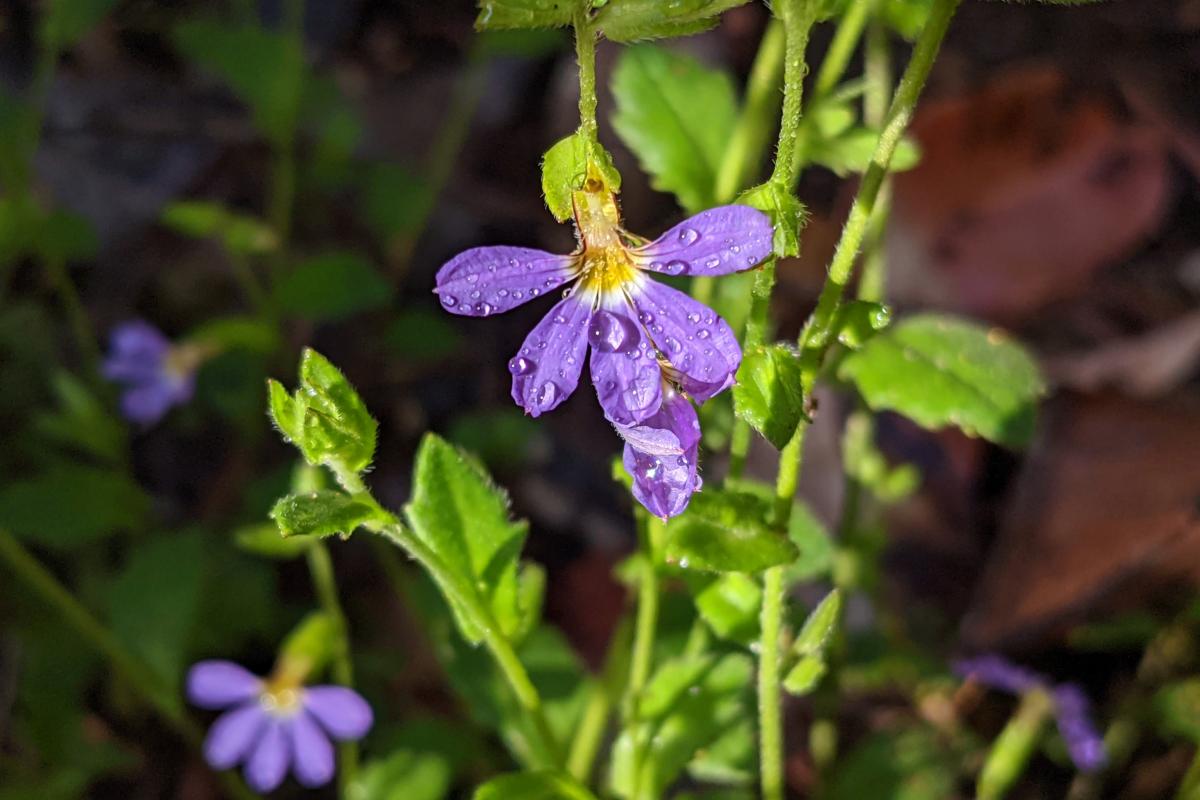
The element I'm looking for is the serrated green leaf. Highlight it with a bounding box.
[267,379,303,442]
[737,181,806,257]
[598,1,750,43]
[107,531,205,691]
[404,434,527,643]
[515,562,547,642]
[276,252,393,322]
[783,654,827,695]
[795,589,841,656]
[694,573,760,643]
[293,349,379,473]
[835,300,892,349]
[665,489,797,573]
[270,490,375,539]
[0,466,147,549]
[733,343,805,450]
[726,478,833,581]
[235,522,313,559]
[475,0,576,31]
[355,749,453,800]
[475,770,597,800]
[611,45,736,213]
[838,314,1045,448]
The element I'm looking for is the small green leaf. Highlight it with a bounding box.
[355,749,452,800]
[162,201,278,255]
[0,466,148,549]
[188,316,279,354]
[475,0,576,31]
[541,133,621,222]
[404,434,528,643]
[694,573,760,643]
[810,128,921,176]
[640,655,718,720]
[783,654,827,695]
[475,771,597,800]
[597,1,751,43]
[733,343,805,450]
[665,489,798,573]
[278,612,338,677]
[32,371,125,464]
[276,252,393,322]
[515,562,547,643]
[838,314,1045,448]
[737,182,806,258]
[235,522,313,559]
[297,349,379,473]
[841,411,920,502]
[611,45,737,213]
[835,301,892,349]
[270,490,375,539]
[267,378,303,443]
[795,589,841,656]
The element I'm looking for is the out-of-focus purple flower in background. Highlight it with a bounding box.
[955,654,1108,773]
[102,320,198,426]
[187,660,373,794]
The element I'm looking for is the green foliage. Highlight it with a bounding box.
[475,0,577,31]
[40,0,118,52]
[235,522,314,559]
[821,726,959,800]
[665,489,798,573]
[275,252,394,323]
[834,301,892,349]
[737,181,807,258]
[270,490,376,539]
[838,314,1045,448]
[36,210,99,263]
[611,45,736,213]
[448,408,542,471]
[694,573,761,644]
[733,343,805,450]
[475,771,598,800]
[355,749,453,800]
[162,201,278,255]
[541,133,622,222]
[268,349,379,477]
[1155,680,1200,742]
[725,478,834,582]
[188,316,280,355]
[597,1,751,43]
[32,372,125,465]
[361,164,433,243]
[784,590,840,695]
[805,95,921,176]
[278,612,338,676]
[386,308,464,364]
[0,465,147,549]
[106,531,205,691]
[405,434,535,644]
[842,412,920,502]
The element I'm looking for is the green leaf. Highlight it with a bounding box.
[795,589,841,656]
[188,316,279,354]
[810,128,921,176]
[822,726,959,800]
[36,210,98,263]
[270,490,375,539]
[162,201,278,254]
[276,252,394,322]
[597,1,750,43]
[385,308,463,364]
[639,655,719,720]
[737,181,806,258]
[404,434,528,643]
[361,164,432,242]
[107,531,205,691]
[235,522,314,559]
[474,771,598,800]
[694,573,760,643]
[355,749,453,800]
[611,45,737,213]
[834,301,892,349]
[733,343,805,450]
[278,612,338,676]
[541,133,621,222]
[174,21,304,143]
[0,466,148,549]
[838,314,1045,448]
[783,655,827,695]
[686,718,755,787]
[841,411,920,502]
[475,0,576,31]
[1156,680,1200,742]
[32,371,125,464]
[726,478,833,581]
[666,489,798,573]
[40,0,118,51]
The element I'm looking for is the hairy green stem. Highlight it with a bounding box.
[856,11,894,304]
[574,13,599,143]
[306,542,358,796]
[0,528,256,800]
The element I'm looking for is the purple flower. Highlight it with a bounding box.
[434,191,772,516]
[187,660,373,793]
[102,320,196,425]
[954,654,1107,773]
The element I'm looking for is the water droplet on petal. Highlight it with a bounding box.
[588,309,640,353]
[677,227,700,246]
[530,287,541,297]
[497,288,509,297]
[638,310,655,325]
[686,312,701,323]
[474,302,494,316]
[442,296,458,308]
[704,256,721,270]
[509,356,537,376]
[536,381,558,408]
[696,329,710,339]
[466,273,479,283]
[731,245,741,254]
[470,290,481,299]
[663,260,689,275]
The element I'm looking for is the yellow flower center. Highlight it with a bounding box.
[260,668,305,716]
[572,186,640,298]
[577,247,639,296]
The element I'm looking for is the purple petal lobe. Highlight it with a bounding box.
[510,296,591,417]
[290,711,336,787]
[588,308,640,353]
[303,686,373,741]
[187,660,262,709]
[204,703,267,770]
[1052,684,1108,773]
[619,390,702,519]
[953,655,1044,695]
[632,205,774,277]
[590,306,662,426]
[245,719,291,793]
[631,280,740,403]
[435,246,576,317]
[103,320,170,381]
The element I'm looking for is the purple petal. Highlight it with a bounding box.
[589,304,663,426]
[245,719,291,793]
[1053,684,1108,773]
[435,246,576,317]
[187,661,263,709]
[619,390,702,519]
[510,295,591,417]
[631,280,740,403]
[121,384,177,426]
[204,703,267,770]
[303,686,373,741]
[103,321,169,383]
[289,710,336,788]
[632,205,774,277]
[953,655,1045,695]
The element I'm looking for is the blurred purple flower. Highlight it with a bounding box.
[187,660,372,794]
[435,194,772,516]
[954,654,1108,773]
[102,320,196,425]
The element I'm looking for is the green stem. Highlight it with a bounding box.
[266,0,305,286]
[44,253,101,376]
[305,542,358,796]
[800,0,958,360]
[856,12,893,304]
[627,519,662,708]
[567,620,630,784]
[574,13,599,143]
[1177,747,1200,800]
[977,690,1054,800]
[0,528,256,800]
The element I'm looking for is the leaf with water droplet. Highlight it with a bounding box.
[473,0,575,31]
[737,181,806,258]
[665,488,798,573]
[270,490,376,539]
[541,132,621,222]
[835,300,892,349]
[733,343,805,450]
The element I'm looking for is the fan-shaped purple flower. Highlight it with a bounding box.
[102,320,197,425]
[187,660,372,793]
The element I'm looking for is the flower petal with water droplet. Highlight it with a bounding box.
[435,246,576,317]
[510,296,591,417]
[618,390,702,519]
[590,307,662,426]
[631,205,774,277]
